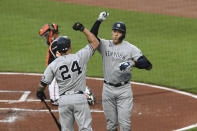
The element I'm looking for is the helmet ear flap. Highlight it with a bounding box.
[119,33,125,42]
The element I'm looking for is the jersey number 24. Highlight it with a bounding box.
[59,61,82,80]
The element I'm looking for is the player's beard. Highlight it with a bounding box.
[113,37,121,45]
[112,32,123,45]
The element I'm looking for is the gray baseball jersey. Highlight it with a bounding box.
[41,44,94,131]
[98,38,143,131]
[41,44,94,96]
[98,39,143,83]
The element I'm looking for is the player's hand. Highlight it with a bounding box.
[97,11,109,21]
[73,22,85,32]
[86,93,96,106]
[84,87,96,105]
[36,90,46,102]
[119,61,133,72]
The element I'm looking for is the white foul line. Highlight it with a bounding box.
[131,81,197,99]
[0,72,197,130]
[87,77,197,99]
[0,108,103,113]
[0,99,50,103]
[0,90,27,93]
[173,123,197,131]
[0,107,103,123]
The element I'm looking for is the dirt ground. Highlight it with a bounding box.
[0,74,197,131]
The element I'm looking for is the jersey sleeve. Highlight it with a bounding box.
[41,64,54,85]
[97,39,106,55]
[130,44,143,61]
[76,44,94,64]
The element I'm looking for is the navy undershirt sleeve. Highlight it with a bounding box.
[135,56,152,70]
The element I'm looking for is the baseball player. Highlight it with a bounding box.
[39,24,96,106]
[39,23,60,105]
[36,22,99,131]
[91,12,152,131]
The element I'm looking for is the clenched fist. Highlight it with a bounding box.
[97,11,109,21]
[73,22,85,32]
[119,61,133,72]
[36,90,46,102]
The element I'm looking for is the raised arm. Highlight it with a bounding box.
[73,22,99,50]
[90,11,109,41]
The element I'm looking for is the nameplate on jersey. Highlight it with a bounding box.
[105,50,126,60]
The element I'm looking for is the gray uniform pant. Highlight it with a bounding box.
[102,83,133,131]
[58,94,92,131]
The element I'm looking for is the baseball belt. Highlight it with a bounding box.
[104,80,129,87]
[60,90,83,96]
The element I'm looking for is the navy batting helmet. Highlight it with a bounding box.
[57,36,71,53]
[112,22,126,41]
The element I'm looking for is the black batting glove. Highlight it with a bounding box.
[119,61,132,72]
[36,90,46,102]
[73,22,85,32]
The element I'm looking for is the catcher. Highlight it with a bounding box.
[39,23,96,106]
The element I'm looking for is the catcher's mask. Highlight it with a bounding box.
[50,40,58,58]
[57,36,71,53]
[39,23,59,37]
[112,22,126,41]
[51,23,59,34]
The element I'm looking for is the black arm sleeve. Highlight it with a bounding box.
[90,20,102,41]
[135,55,152,70]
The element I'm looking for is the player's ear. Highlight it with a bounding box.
[56,51,61,57]
[67,46,72,54]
